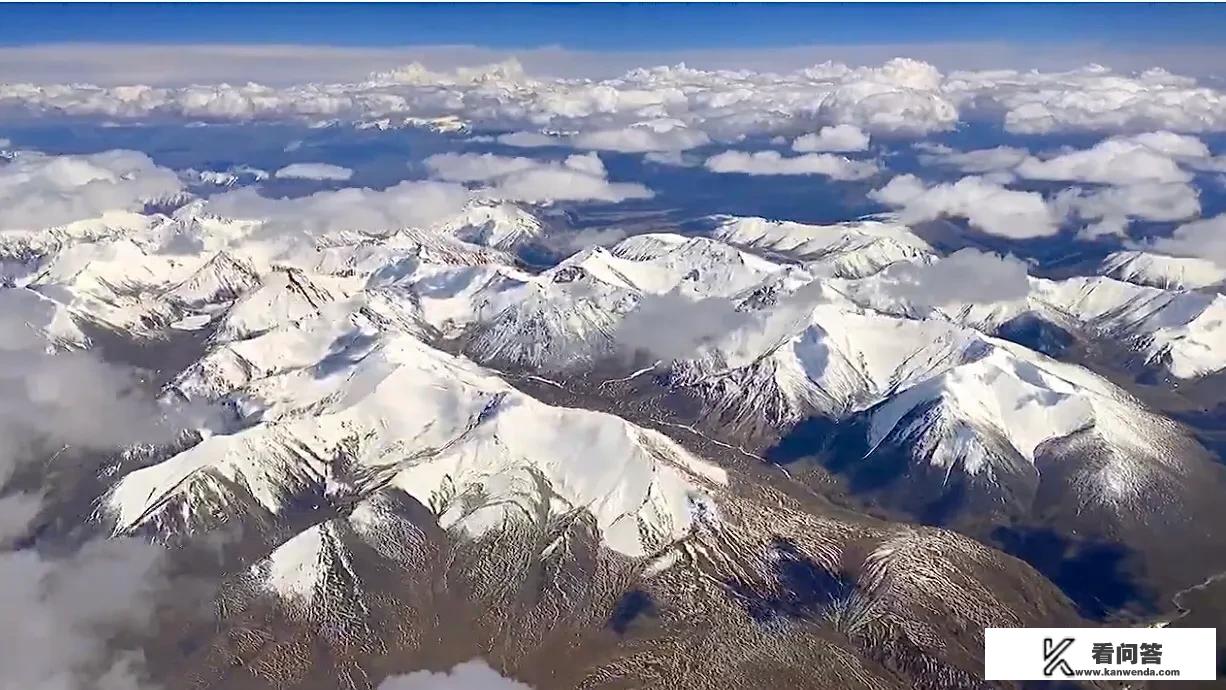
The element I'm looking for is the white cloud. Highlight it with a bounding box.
[6,56,1226,138]
[1126,130,1212,158]
[704,150,877,179]
[378,660,532,690]
[812,59,959,135]
[425,152,652,203]
[0,58,962,140]
[571,125,709,153]
[915,133,1212,239]
[1149,214,1226,267]
[423,153,542,182]
[1015,136,1193,185]
[496,131,558,148]
[916,143,1030,175]
[643,150,697,167]
[273,162,354,181]
[0,292,205,690]
[870,174,1059,238]
[1056,181,1201,238]
[0,535,167,690]
[205,180,469,237]
[862,249,1031,308]
[792,124,870,152]
[948,65,1226,134]
[615,290,752,362]
[0,150,181,232]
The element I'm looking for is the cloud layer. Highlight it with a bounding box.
[8,57,1226,144]
[204,180,470,241]
[0,150,181,233]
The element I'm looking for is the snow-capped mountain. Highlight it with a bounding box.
[109,326,727,558]
[710,215,935,278]
[13,198,1226,690]
[1099,249,1226,290]
[433,199,545,251]
[456,233,788,370]
[855,337,1200,513]
[1034,276,1226,379]
[213,267,344,343]
[162,250,261,309]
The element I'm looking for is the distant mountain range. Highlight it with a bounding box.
[6,193,1226,690]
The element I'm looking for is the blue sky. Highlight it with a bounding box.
[3,3,1225,50]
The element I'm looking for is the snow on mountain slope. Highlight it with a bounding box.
[310,227,515,279]
[710,215,935,278]
[454,234,787,370]
[17,210,168,247]
[214,267,346,343]
[433,199,544,250]
[463,277,635,369]
[861,337,1195,511]
[1099,250,1226,290]
[604,233,784,296]
[1034,276,1226,378]
[22,237,196,332]
[162,250,261,309]
[105,331,725,557]
[669,299,989,432]
[832,264,1226,381]
[171,294,426,401]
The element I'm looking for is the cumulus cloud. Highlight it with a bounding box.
[914,132,1213,238]
[425,152,652,203]
[423,153,542,182]
[0,291,186,470]
[0,535,167,690]
[205,180,470,237]
[792,124,870,152]
[870,174,1059,238]
[0,150,182,232]
[1014,135,1193,185]
[7,56,1226,138]
[948,65,1226,134]
[378,660,532,690]
[1149,214,1226,267]
[812,58,959,135]
[915,143,1030,175]
[0,58,964,140]
[642,150,701,167]
[861,249,1031,308]
[1056,181,1201,238]
[704,150,878,180]
[273,162,354,181]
